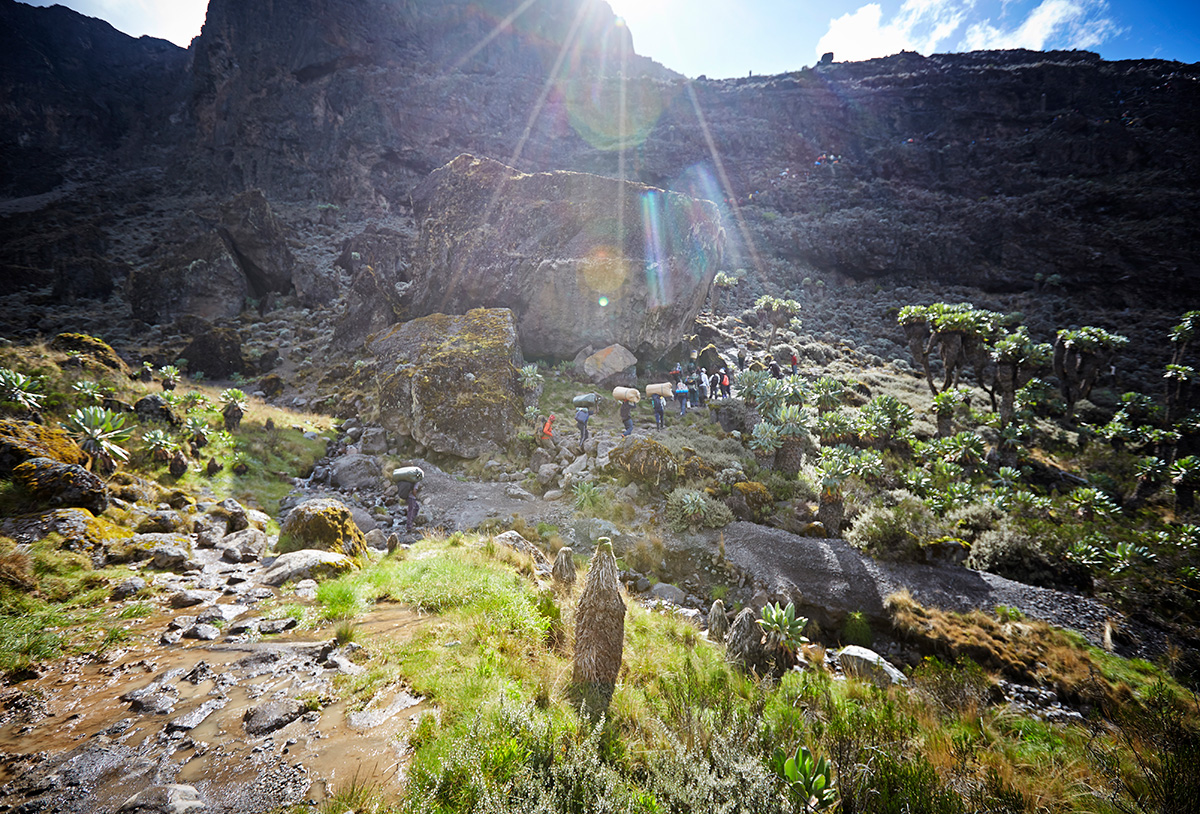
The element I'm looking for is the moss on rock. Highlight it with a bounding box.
[0,419,88,477]
[50,333,128,373]
[278,498,367,557]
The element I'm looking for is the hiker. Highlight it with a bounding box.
[685,372,699,407]
[698,368,709,405]
[668,362,683,385]
[720,368,732,398]
[619,398,634,436]
[737,348,747,370]
[652,393,666,429]
[674,380,689,416]
[769,360,783,379]
[396,478,421,534]
[709,369,721,400]
[538,413,556,447]
[790,352,799,374]
[576,404,591,445]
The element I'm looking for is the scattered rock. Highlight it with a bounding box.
[243,698,305,735]
[134,394,179,426]
[259,550,357,586]
[116,783,208,813]
[650,582,686,605]
[837,645,907,688]
[330,453,382,491]
[170,590,220,609]
[11,456,108,514]
[112,577,147,600]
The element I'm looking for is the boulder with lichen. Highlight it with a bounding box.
[360,308,525,459]
[408,154,724,361]
[0,419,88,477]
[278,497,367,557]
[12,456,108,515]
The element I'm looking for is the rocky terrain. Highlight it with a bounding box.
[1,1,1199,812]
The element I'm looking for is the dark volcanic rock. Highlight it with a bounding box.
[217,189,297,298]
[333,225,416,343]
[243,699,305,736]
[135,394,180,426]
[0,419,88,476]
[408,154,725,361]
[12,457,108,515]
[129,231,248,324]
[177,318,248,379]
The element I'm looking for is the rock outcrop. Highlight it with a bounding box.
[11,456,108,515]
[408,155,724,361]
[0,419,88,476]
[362,308,525,458]
[278,497,367,557]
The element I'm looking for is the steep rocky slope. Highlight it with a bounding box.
[1,0,1198,342]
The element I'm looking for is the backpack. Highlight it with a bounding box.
[576,407,589,423]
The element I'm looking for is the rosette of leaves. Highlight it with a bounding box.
[758,601,809,658]
[184,416,211,448]
[816,410,856,446]
[1066,486,1121,520]
[666,488,734,532]
[780,374,808,407]
[991,326,1051,428]
[930,389,964,438]
[815,456,851,534]
[0,368,43,414]
[517,364,544,409]
[771,743,838,813]
[158,365,181,391]
[1169,456,1200,512]
[942,431,985,468]
[757,377,789,418]
[748,421,782,471]
[737,368,771,407]
[220,388,248,431]
[754,294,802,349]
[1109,541,1156,575]
[141,428,175,463]
[858,394,914,449]
[811,375,844,415]
[774,404,814,476]
[66,406,133,473]
[72,380,104,405]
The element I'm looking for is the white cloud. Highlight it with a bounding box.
[815,0,970,63]
[961,0,1120,51]
[816,0,1121,63]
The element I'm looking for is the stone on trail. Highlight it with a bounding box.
[117,783,208,813]
[259,550,357,586]
[650,582,686,605]
[837,645,908,688]
[278,497,367,557]
[581,344,638,386]
[329,453,382,491]
[243,698,305,736]
[170,589,220,609]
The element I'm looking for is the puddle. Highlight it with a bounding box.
[0,604,430,808]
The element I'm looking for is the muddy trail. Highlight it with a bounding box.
[0,598,429,812]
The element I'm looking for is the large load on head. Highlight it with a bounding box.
[391,466,425,483]
[572,393,600,408]
[645,383,673,398]
[612,387,641,404]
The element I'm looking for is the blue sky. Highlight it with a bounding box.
[22,0,1200,77]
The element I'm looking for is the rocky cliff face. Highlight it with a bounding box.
[1,0,1198,344]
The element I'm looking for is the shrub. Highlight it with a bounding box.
[610,437,678,489]
[966,524,1061,586]
[847,493,946,561]
[910,656,991,716]
[666,488,734,532]
[842,611,872,647]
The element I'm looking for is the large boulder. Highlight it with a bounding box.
[177,318,248,380]
[333,225,415,343]
[407,154,725,361]
[0,419,87,476]
[581,344,637,386]
[217,189,296,296]
[837,645,908,688]
[329,454,382,491]
[12,457,108,515]
[129,231,249,324]
[363,308,525,458]
[50,333,129,374]
[278,498,367,557]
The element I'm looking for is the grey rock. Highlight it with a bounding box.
[130,691,177,715]
[217,498,249,532]
[117,783,208,813]
[258,618,298,635]
[167,699,227,733]
[363,529,388,550]
[259,550,356,586]
[150,542,194,572]
[137,510,184,534]
[219,527,268,562]
[170,590,220,609]
[536,463,561,486]
[360,427,388,455]
[330,453,382,491]
[504,484,535,501]
[112,577,147,600]
[183,624,220,641]
[10,457,109,515]
[837,645,907,688]
[167,616,198,631]
[159,630,183,646]
[650,582,686,605]
[243,698,305,735]
[581,344,638,385]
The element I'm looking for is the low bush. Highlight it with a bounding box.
[666,488,734,532]
[847,493,947,561]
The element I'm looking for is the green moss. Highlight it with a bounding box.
[278,501,367,557]
[0,419,88,472]
[49,333,127,372]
